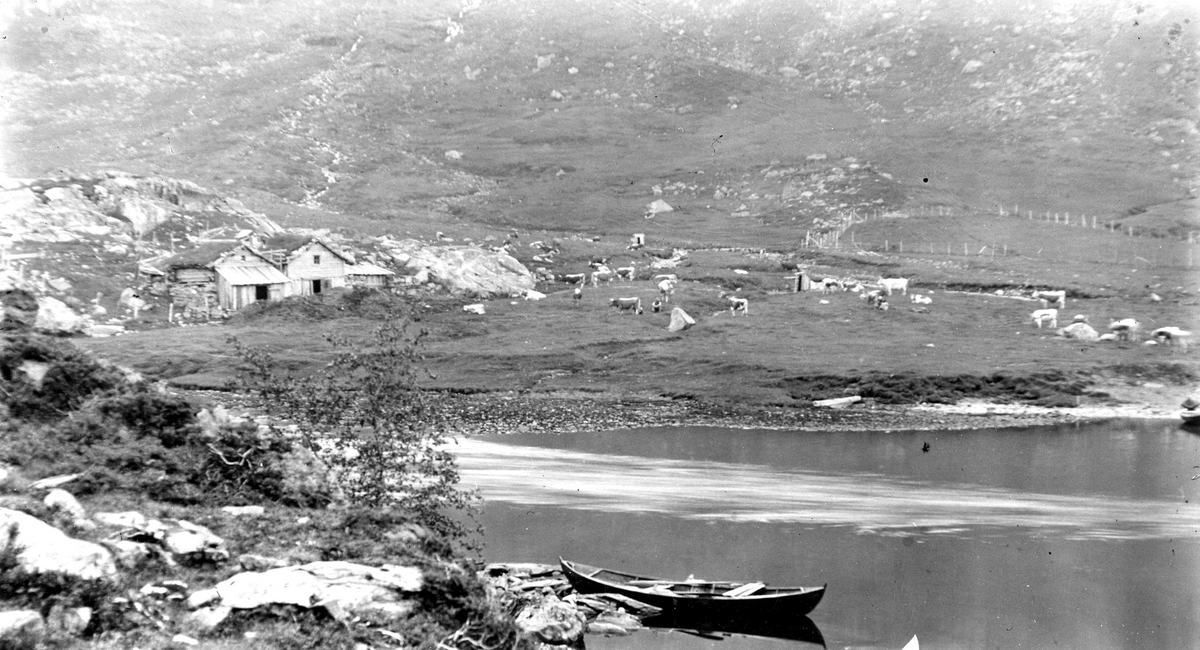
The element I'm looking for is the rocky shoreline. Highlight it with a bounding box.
[186,388,1185,439]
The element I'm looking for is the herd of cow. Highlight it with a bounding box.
[551,261,1190,350]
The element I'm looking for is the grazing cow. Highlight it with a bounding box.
[842,280,863,293]
[1108,318,1141,342]
[727,296,749,316]
[562,273,587,285]
[610,297,643,314]
[591,268,616,287]
[816,278,842,294]
[616,264,637,281]
[589,256,610,268]
[879,277,909,296]
[657,278,676,303]
[1031,309,1058,329]
[651,299,662,313]
[1152,326,1192,347]
[572,287,582,307]
[1032,290,1066,309]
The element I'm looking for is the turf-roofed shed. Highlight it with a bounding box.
[160,242,290,319]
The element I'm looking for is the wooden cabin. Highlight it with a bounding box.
[211,245,290,311]
[259,236,354,296]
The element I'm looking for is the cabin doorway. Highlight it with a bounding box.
[312,280,323,294]
[255,285,269,301]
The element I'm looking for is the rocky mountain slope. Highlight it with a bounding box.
[4,0,1195,245]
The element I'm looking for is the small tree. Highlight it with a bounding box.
[231,311,479,545]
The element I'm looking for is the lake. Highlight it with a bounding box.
[454,420,1200,650]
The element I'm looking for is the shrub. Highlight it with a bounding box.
[231,310,480,547]
[0,334,123,421]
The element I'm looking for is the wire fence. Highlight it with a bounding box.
[799,204,1199,269]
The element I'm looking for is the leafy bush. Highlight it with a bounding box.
[231,310,480,547]
[0,334,123,421]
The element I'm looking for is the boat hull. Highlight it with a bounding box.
[560,559,825,620]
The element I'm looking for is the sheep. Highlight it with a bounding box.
[1152,326,1192,348]
[816,278,842,293]
[1108,318,1141,342]
[651,299,662,313]
[877,300,889,311]
[910,294,932,305]
[1032,290,1066,309]
[1031,308,1059,329]
[879,277,909,296]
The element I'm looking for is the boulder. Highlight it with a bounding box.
[0,508,117,582]
[101,539,154,570]
[34,296,87,334]
[0,610,45,646]
[45,605,92,637]
[666,307,696,332]
[1056,322,1099,341]
[93,511,147,529]
[238,553,292,572]
[113,197,172,236]
[152,519,229,563]
[386,240,535,298]
[515,594,587,646]
[206,561,423,618]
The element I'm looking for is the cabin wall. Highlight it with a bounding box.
[347,275,389,289]
[286,243,348,281]
[172,268,214,284]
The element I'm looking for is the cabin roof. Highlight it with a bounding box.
[215,265,290,286]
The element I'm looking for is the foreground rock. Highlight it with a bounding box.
[0,508,117,582]
[188,561,425,628]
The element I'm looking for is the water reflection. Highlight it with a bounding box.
[455,436,1200,541]
[641,613,825,647]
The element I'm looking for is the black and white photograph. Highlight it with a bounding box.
[0,0,1197,648]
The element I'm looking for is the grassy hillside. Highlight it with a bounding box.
[6,0,1200,409]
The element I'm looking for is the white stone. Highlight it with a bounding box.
[220,505,265,518]
[0,610,45,645]
[0,509,117,582]
[94,511,147,528]
[44,489,87,520]
[34,296,87,333]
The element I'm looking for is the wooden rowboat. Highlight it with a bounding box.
[559,559,825,620]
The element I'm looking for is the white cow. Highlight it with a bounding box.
[910,294,932,305]
[1031,309,1058,329]
[1032,290,1066,309]
[1108,318,1141,342]
[615,264,637,281]
[879,277,909,296]
[591,267,616,287]
[727,296,749,316]
[610,297,643,314]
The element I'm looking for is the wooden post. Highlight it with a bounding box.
[168,303,174,323]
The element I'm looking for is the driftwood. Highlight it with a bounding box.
[812,395,862,408]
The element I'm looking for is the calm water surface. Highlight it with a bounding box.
[455,420,1200,650]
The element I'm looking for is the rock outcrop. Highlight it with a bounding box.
[383,239,535,298]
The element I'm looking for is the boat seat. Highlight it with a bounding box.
[724,582,765,597]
